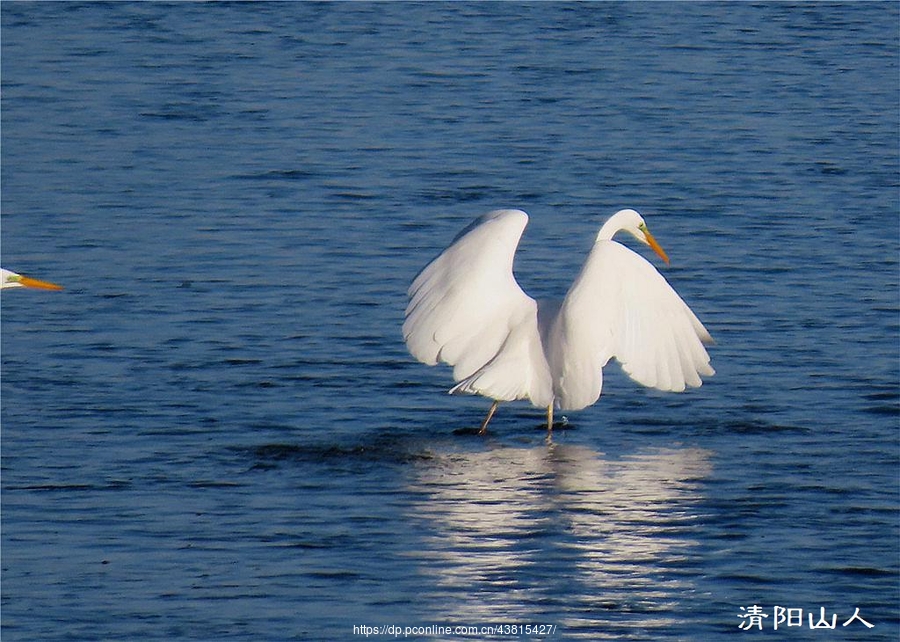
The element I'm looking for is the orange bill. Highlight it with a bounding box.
[17,275,64,290]
[642,227,670,265]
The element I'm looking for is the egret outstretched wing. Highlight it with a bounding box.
[550,240,714,411]
[403,210,552,405]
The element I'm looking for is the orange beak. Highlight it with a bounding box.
[641,226,670,265]
[17,275,63,290]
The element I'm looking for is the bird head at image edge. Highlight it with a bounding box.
[1,268,63,291]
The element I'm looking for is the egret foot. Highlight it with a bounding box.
[478,400,500,435]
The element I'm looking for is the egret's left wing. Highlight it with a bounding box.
[550,241,713,410]
[403,210,552,406]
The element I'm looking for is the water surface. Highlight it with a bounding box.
[2,3,897,640]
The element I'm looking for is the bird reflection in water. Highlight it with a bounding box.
[405,443,712,637]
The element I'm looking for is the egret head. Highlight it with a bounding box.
[605,209,670,265]
[1,268,63,290]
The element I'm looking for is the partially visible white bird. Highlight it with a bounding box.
[1,268,63,291]
[403,209,714,433]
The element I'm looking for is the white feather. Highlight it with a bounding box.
[403,210,553,406]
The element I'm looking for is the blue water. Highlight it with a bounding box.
[2,3,897,640]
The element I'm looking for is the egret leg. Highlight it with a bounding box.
[546,404,554,433]
[478,400,500,435]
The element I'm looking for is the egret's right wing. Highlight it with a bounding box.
[403,210,551,405]
[550,240,714,411]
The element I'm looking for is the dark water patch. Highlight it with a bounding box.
[860,389,900,416]
[330,190,381,202]
[626,415,810,437]
[186,479,243,489]
[306,569,363,581]
[692,418,811,436]
[223,358,264,366]
[232,168,321,181]
[825,566,897,578]
[235,380,279,389]
[418,186,495,203]
[451,426,485,437]
[236,437,438,472]
[5,480,133,493]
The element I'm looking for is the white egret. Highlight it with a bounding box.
[403,209,714,434]
[1,268,63,291]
